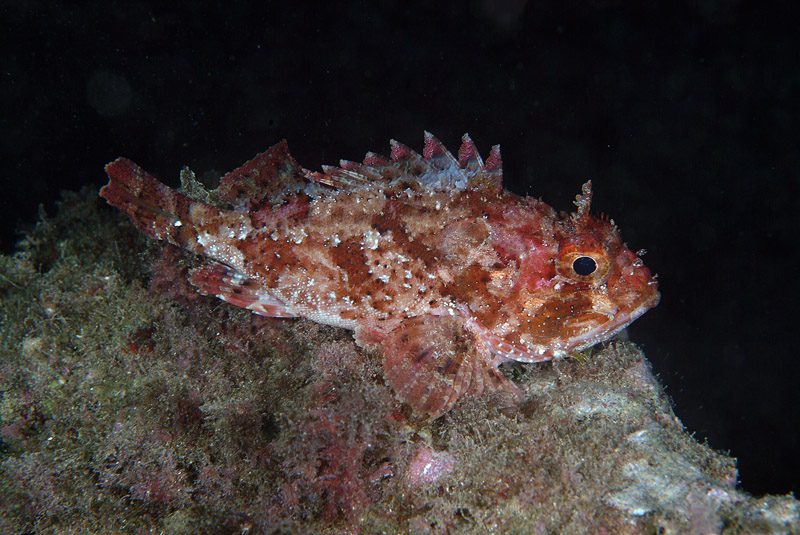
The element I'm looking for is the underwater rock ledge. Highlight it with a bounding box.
[0,189,798,534]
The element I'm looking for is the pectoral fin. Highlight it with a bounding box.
[381,315,520,418]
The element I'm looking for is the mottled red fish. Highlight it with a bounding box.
[101,133,659,418]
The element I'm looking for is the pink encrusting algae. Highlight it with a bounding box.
[407,445,457,486]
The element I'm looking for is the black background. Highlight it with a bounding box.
[2,1,798,497]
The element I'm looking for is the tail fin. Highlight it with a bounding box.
[101,158,256,268]
[101,157,196,245]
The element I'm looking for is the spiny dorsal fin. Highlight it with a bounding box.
[307,132,504,194]
[423,131,459,168]
[458,134,484,170]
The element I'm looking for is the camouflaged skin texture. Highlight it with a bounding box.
[101,133,659,417]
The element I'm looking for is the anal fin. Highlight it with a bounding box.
[189,263,297,318]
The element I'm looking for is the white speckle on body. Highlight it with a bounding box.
[363,229,380,250]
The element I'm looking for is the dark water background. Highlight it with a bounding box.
[2,1,797,497]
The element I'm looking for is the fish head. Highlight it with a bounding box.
[545,207,660,353]
[484,182,660,360]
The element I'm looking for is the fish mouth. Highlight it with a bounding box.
[567,288,660,354]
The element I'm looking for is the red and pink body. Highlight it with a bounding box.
[101,133,659,417]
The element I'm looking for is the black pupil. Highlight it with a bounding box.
[572,256,597,276]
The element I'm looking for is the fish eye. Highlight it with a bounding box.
[572,256,597,276]
[557,250,610,284]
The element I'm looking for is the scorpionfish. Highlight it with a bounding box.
[101,133,660,418]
